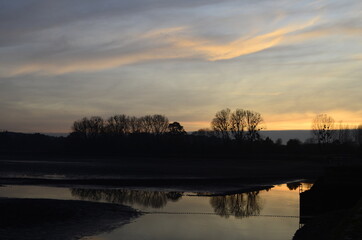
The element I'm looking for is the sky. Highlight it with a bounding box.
[1,0,362,133]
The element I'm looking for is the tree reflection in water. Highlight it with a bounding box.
[287,182,301,190]
[287,182,313,191]
[210,191,262,219]
[71,189,183,209]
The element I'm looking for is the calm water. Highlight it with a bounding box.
[0,183,312,240]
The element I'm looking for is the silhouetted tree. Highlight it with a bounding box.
[168,122,186,135]
[88,116,104,136]
[139,115,153,133]
[287,138,302,147]
[354,124,362,146]
[275,138,283,146]
[129,116,142,134]
[72,116,104,139]
[312,114,335,144]
[106,114,130,135]
[211,108,264,142]
[139,114,169,135]
[334,122,354,144]
[245,110,263,142]
[230,109,247,142]
[263,137,274,146]
[151,114,169,135]
[211,108,231,140]
[72,117,88,138]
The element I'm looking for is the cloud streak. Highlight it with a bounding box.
[4,18,322,76]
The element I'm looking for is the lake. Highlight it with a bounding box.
[0,182,312,240]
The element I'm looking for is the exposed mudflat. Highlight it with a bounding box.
[0,198,141,240]
[0,156,325,193]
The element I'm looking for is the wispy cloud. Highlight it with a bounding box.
[4,18,322,76]
[6,48,190,76]
[161,18,319,61]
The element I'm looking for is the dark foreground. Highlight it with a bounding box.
[294,166,362,240]
[0,198,141,240]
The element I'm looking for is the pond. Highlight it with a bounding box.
[0,182,312,240]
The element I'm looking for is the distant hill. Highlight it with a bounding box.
[260,130,312,144]
[0,131,64,153]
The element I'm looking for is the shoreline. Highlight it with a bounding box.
[0,156,327,194]
[0,176,310,194]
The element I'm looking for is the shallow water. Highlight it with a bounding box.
[0,183,312,240]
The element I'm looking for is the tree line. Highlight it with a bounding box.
[65,110,362,155]
[71,114,181,138]
[1,110,361,156]
[311,113,362,146]
[70,109,264,142]
[210,108,263,142]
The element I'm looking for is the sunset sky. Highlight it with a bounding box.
[1,0,361,133]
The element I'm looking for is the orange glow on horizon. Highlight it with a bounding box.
[181,110,362,132]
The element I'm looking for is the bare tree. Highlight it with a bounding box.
[151,114,169,135]
[129,116,142,134]
[138,114,169,135]
[312,114,335,144]
[244,110,263,142]
[72,117,89,138]
[354,124,362,146]
[335,122,353,144]
[72,116,104,138]
[211,108,231,140]
[87,116,104,137]
[230,109,247,141]
[139,115,153,133]
[106,114,130,135]
[211,108,263,142]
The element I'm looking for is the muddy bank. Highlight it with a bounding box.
[0,157,325,193]
[0,157,325,180]
[0,198,141,240]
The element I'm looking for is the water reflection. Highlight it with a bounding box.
[72,188,267,218]
[287,182,313,192]
[71,188,183,208]
[210,191,262,219]
[287,182,301,190]
[71,185,304,220]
